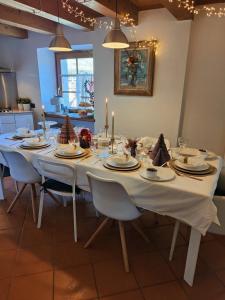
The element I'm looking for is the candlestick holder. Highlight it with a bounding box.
[105,125,109,138]
[110,138,115,154]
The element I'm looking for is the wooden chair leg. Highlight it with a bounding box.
[37,189,45,229]
[46,190,61,206]
[7,183,27,213]
[14,181,19,193]
[31,184,37,223]
[84,217,109,248]
[131,221,150,243]
[118,221,129,272]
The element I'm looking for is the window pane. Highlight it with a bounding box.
[60,59,77,75]
[77,58,93,74]
[61,76,76,92]
[62,92,78,107]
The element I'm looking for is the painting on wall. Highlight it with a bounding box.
[114,42,155,96]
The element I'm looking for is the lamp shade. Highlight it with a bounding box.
[49,24,72,52]
[102,19,129,49]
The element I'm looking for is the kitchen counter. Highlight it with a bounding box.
[0,111,33,114]
[45,112,95,122]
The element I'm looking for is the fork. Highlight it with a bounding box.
[174,169,203,181]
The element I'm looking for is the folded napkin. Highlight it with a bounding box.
[150,133,170,166]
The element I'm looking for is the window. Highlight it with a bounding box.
[55,51,94,107]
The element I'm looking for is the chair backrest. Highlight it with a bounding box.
[0,149,41,184]
[34,157,76,188]
[86,171,140,221]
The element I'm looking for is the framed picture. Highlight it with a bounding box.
[114,42,155,96]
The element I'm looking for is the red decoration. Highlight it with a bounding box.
[79,128,92,149]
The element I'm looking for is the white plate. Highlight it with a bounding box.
[107,156,138,168]
[22,141,49,148]
[56,148,84,157]
[175,160,209,171]
[140,168,175,182]
[15,132,34,138]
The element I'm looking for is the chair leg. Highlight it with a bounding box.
[169,220,180,261]
[7,183,27,213]
[73,195,77,242]
[131,221,150,243]
[63,197,67,207]
[46,190,61,206]
[37,189,45,229]
[84,217,109,248]
[14,181,19,193]
[118,221,129,272]
[30,184,37,223]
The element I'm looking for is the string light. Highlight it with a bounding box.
[169,0,225,17]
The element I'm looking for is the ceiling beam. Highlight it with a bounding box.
[160,0,193,20]
[81,0,139,25]
[0,4,57,34]
[0,22,28,38]
[0,0,102,30]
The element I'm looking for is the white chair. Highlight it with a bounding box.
[169,165,225,261]
[34,158,78,242]
[0,149,41,222]
[0,152,19,194]
[84,171,150,272]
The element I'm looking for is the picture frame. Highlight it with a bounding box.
[114,42,155,96]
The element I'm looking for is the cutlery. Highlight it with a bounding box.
[78,154,92,162]
[174,169,203,181]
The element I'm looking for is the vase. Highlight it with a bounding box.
[18,103,23,111]
[23,103,30,111]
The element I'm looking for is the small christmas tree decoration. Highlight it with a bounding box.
[126,139,137,158]
[58,116,77,144]
[150,134,170,166]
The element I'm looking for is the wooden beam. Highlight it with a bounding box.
[0,4,57,34]
[0,22,28,38]
[160,0,193,20]
[0,0,101,30]
[81,0,139,25]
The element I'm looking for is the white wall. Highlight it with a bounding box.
[181,7,225,156]
[0,9,191,145]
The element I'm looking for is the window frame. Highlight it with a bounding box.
[55,50,93,98]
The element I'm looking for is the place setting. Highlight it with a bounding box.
[103,154,141,171]
[19,136,51,150]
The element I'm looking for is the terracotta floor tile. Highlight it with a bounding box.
[93,259,138,297]
[0,213,24,230]
[140,212,174,228]
[14,244,53,276]
[20,226,53,247]
[142,281,188,300]
[54,264,97,300]
[161,245,210,279]
[181,270,225,300]
[216,269,225,286]
[100,289,144,300]
[0,278,11,300]
[0,249,16,279]
[53,241,91,269]
[131,252,175,287]
[9,271,53,300]
[200,240,225,270]
[0,228,20,250]
[148,225,186,250]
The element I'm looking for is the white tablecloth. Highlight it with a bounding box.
[0,134,223,235]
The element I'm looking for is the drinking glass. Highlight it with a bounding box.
[178,137,187,149]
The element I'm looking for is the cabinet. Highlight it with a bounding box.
[0,112,34,134]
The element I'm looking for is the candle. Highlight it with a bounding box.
[111,111,114,140]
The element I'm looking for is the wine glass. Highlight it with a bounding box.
[178,137,187,149]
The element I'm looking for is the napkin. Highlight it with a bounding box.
[150,133,170,166]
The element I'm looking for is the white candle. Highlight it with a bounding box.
[111,111,114,140]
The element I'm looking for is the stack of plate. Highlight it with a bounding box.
[54,147,87,159]
[20,140,50,150]
[104,155,141,171]
[171,160,215,175]
[13,132,35,139]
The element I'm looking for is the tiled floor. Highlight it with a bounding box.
[1,178,225,299]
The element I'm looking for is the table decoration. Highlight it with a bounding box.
[41,105,47,139]
[126,139,137,157]
[111,111,115,154]
[79,128,92,149]
[150,133,170,166]
[58,116,77,144]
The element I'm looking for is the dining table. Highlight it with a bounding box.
[0,131,223,287]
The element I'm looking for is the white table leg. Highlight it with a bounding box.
[184,227,202,286]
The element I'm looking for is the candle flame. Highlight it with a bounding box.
[106,98,108,103]
[42,105,45,110]
[112,111,114,116]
